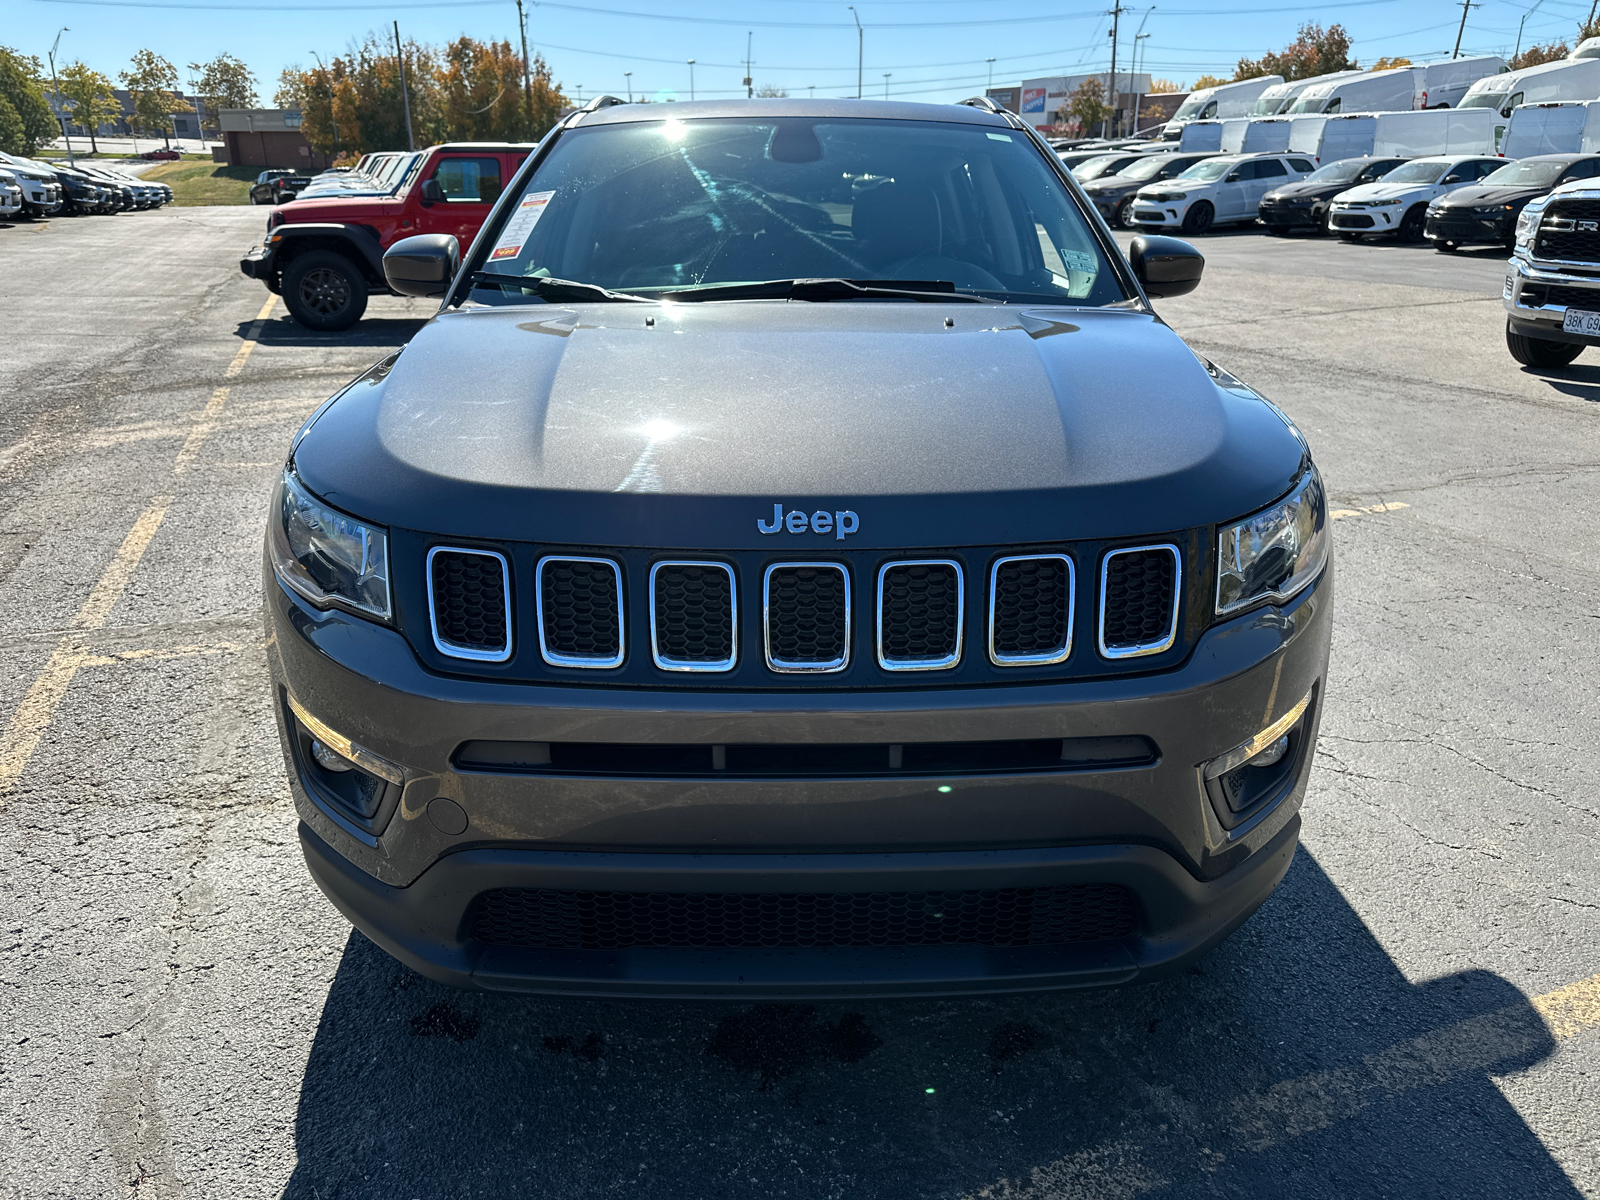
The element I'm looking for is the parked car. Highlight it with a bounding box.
[1079,151,1218,228]
[1258,156,1409,234]
[1131,152,1317,234]
[1327,154,1504,241]
[268,96,1330,998]
[140,148,180,161]
[1426,154,1600,251]
[250,169,311,206]
[0,168,23,219]
[1069,152,1150,182]
[36,162,112,214]
[1504,174,1600,365]
[240,141,532,329]
[75,165,136,211]
[0,152,64,218]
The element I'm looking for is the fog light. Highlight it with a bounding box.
[1204,689,1313,781]
[311,739,354,773]
[1249,734,1290,769]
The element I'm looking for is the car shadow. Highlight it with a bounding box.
[280,848,1577,1199]
[237,314,430,350]
[1524,361,1600,402]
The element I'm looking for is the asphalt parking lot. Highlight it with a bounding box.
[1,207,1598,1198]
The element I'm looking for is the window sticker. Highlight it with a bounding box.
[488,190,555,262]
[1063,249,1098,274]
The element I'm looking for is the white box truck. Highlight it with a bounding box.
[1161,75,1284,139]
[1288,57,1505,115]
[1459,54,1600,118]
[1249,71,1365,116]
[1500,101,1600,157]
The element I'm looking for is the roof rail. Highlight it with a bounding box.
[583,95,628,111]
[959,96,1005,114]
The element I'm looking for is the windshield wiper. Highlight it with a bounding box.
[468,272,650,303]
[656,278,992,303]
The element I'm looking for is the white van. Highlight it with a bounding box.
[1501,101,1600,158]
[1459,55,1600,118]
[1415,56,1508,108]
[1370,107,1501,157]
[1249,71,1365,116]
[1161,76,1284,139]
[1288,58,1504,115]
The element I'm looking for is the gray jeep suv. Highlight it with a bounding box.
[266,97,1332,998]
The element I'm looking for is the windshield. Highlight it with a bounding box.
[1380,161,1446,184]
[1179,158,1235,182]
[1119,154,1182,181]
[1305,159,1370,184]
[1070,154,1127,180]
[1172,96,1208,120]
[1483,160,1568,186]
[1285,95,1327,114]
[466,117,1125,306]
[1250,97,1286,116]
[1459,91,1508,110]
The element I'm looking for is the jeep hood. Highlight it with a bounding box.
[293,302,1306,549]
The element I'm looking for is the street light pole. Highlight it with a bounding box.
[311,50,340,158]
[515,0,534,139]
[48,28,73,164]
[393,21,415,151]
[849,6,863,100]
[744,31,753,98]
[688,59,695,101]
[883,73,890,99]
[986,57,995,93]
[624,71,632,102]
[1130,8,1153,138]
[1514,0,1547,63]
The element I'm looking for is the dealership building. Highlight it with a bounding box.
[986,72,1161,136]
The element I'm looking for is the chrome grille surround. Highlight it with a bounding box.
[876,559,964,672]
[1098,544,1181,660]
[648,560,738,673]
[425,545,513,663]
[988,553,1074,667]
[535,554,626,669]
[762,562,852,674]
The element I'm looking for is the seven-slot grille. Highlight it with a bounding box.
[469,883,1140,950]
[877,560,963,670]
[428,547,1188,674]
[764,563,851,672]
[537,556,625,668]
[1099,545,1181,658]
[1537,199,1600,263]
[650,562,737,671]
[426,547,512,662]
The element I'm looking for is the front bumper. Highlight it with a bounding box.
[1259,200,1322,229]
[268,555,1332,996]
[1505,257,1600,346]
[1328,206,1400,233]
[1426,211,1512,245]
[240,241,276,281]
[1129,199,1187,228]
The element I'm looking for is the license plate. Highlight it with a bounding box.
[1562,308,1600,336]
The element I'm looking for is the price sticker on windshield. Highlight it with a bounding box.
[489,190,555,262]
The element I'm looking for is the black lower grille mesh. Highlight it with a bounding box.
[766,565,848,666]
[652,564,734,665]
[430,550,508,654]
[1101,549,1177,651]
[470,884,1139,949]
[1519,283,1600,310]
[991,557,1070,659]
[540,558,621,661]
[879,562,960,664]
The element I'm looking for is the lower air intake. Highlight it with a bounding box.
[470,884,1139,950]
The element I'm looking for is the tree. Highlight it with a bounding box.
[754,84,788,97]
[1511,42,1568,71]
[1235,23,1356,83]
[188,52,258,135]
[120,49,191,147]
[438,37,525,143]
[1067,76,1110,137]
[57,61,119,152]
[1148,78,1184,93]
[1191,75,1229,91]
[0,47,58,154]
[1368,56,1412,72]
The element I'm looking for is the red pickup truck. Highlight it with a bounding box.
[239,141,533,331]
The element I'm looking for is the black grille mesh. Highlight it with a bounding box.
[1519,283,1600,310]
[653,564,734,664]
[1538,200,1600,262]
[767,566,848,665]
[470,884,1139,950]
[879,562,960,663]
[540,559,621,660]
[1101,549,1177,651]
[991,557,1070,658]
[430,550,508,653]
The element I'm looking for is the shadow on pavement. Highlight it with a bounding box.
[282,848,1575,1199]
[238,315,430,349]
[1529,364,1600,403]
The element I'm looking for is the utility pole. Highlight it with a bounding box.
[1452,0,1480,59]
[687,60,695,101]
[1106,1,1125,137]
[986,57,996,93]
[883,72,891,98]
[1587,0,1598,35]
[744,31,753,98]
[394,21,415,150]
[48,27,73,164]
[515,0,534,138]
[1129,8,1152,138]
[311,50,340,157]
[624,71,632,102]
[849,6,863,99]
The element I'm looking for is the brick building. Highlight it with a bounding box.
[218,109,331,171]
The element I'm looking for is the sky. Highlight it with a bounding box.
[10,0,1600,107]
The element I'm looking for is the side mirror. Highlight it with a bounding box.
[1128,235,1204,299]
[383,233,460,298]
[1225,172,1243,182]
[419,178,444,206]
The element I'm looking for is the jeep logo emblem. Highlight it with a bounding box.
[758,503,859,539]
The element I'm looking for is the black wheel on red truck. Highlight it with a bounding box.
[282,250,368,332]
[1506,319,1583,368]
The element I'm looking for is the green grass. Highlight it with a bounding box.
[140,161,257,206]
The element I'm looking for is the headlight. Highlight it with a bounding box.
[1369,199,1402,207]
[269,468,391,620]
[1515,207,1541,247]
[1216,468,1328,617]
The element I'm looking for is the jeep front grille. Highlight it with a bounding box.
[469,883,1139,950]
[989,555,1073,666]
[649,562,736,672]
[1099,545,1181,658]
[764,563,850,672]
[427,547,512,662]
[1537,199,1600,262]
[537,556,624,668]
[877,560,963,670]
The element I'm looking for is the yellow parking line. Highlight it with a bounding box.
[1532,972,1600,1040]
[175,296,276,474]
[1331,501,1409,520]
